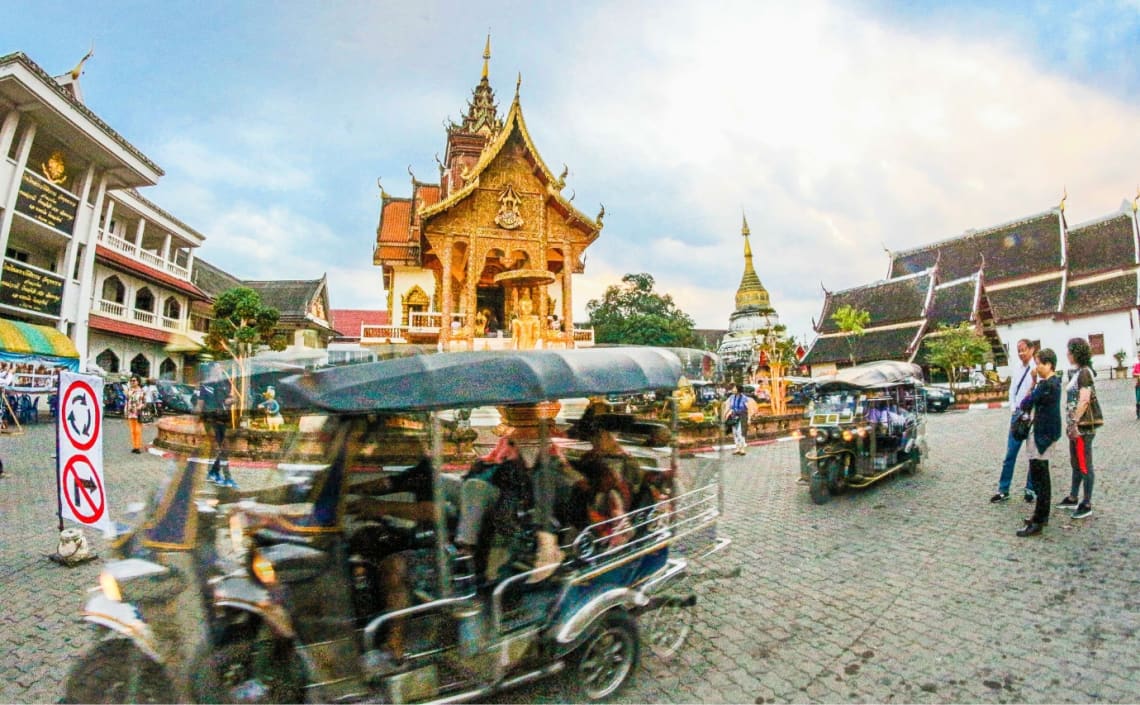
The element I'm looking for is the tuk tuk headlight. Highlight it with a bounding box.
[250,550,277,586]
[841,429,854,442]
[99,570,122,602]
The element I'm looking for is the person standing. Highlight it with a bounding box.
[991,338,1037,503]
[1132,352,1140,420]
[125,376,145,454]
[196,378,238,488]
[1015,348,1062,537]
[725,384,750,456]
[143,378,159,419]
[1057,338,1100,519]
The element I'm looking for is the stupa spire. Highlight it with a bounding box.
[734,212,771,311]
[450,35,503,136]
[482,34,491,79]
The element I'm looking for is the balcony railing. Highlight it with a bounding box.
[359,316,594,348]
[96,299,125,317]
[161,315,181,330]
[98,230,191,280]
[133,310,156,325]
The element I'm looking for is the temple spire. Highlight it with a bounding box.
[482,34,491,79]
[734,212,771,312]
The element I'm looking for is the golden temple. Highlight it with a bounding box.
[373,38,603,350]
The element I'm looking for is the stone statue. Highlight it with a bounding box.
[512,297,541,350]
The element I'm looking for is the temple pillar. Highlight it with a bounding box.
[562,264,573,347]
[464,245,479,351]
[439,236,453,350]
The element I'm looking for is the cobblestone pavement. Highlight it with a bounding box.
[1,380,1138,703]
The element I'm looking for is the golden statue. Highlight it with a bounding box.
[512,297,541,350]
[41,151,68,186]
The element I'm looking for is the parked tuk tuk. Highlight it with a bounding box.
[64,347,726,703]
[803,360,928,504]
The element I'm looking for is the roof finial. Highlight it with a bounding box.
[69,42,95,81]
[515,72,522,99]
[741,212,751,236]
[1060,185,1067,213]
[1133,185,1138,213]
[482,33,491,80]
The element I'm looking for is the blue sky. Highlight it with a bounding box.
[4,1,1139,343]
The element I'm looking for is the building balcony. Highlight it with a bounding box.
[98,229,191,280]
[359,312,594,349]
[94,298,188,333]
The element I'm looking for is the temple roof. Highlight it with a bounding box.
[374,196,414,264]
[448,35,503,137]
[420,88,601,238]
[890,210,1063,283]
[244,276,332,329]
[927,274,980,329]
[191,258,243,297]
[330,309,390,339]
[985,276,1063,322]
[801,324,924,366]
[815,269,934,334]
[734,214,772,312]
[1065,211,1137,276]
[1063,273,1138,317]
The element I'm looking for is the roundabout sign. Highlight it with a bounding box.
[56,372,110,535]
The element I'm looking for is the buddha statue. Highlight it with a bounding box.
[512,297,541,350]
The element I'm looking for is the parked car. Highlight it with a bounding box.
[156,380,196,414]
[923,386,955,412]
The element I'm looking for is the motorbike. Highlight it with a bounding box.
[64,347,729,703]
[802,360,929,505]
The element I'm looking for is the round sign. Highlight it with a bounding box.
[61,455,105,524]
[61,379,101,451]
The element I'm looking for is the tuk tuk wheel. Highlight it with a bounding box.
[640,577,694,660]
[62,639,175,704]
[190,633,305,704]
[809,472,831,504]
[566,609,640,701]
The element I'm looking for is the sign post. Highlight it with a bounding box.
[52,372,107,564]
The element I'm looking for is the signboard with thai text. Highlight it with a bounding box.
[15,171,78,235]
[0,260,64,317]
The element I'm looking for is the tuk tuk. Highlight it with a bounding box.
[803,360,928,504]
[64,347,726,703]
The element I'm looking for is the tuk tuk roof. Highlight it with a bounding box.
[278,347,685,413]
[814,360,924,392]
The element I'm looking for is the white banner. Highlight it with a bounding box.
[57,372,110,535]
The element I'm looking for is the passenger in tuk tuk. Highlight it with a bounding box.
[569,419,643,549]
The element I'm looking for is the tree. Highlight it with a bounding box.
[923,322,991,391]
[586,273,696,347]
[832,304,871,366]
[204,287,288,421]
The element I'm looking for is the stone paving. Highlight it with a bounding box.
[1,379,1137,703]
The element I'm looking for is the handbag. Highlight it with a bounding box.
[1011,411,1033,442]
[1077,374,1104,430]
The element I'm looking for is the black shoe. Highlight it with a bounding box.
[1057,496,1079,509]
[131,448,142,454]
[990,492,1010,503]
[1016,521,1044,537]
[1071,504,1093,519]
[1023,489,1036,503]
[1022,516,1048,526]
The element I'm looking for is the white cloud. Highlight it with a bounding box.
[533,0,1140,339]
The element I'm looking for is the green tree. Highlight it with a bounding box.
[923,322,991,391]
[586,273,696,346]
[832,304,871,366]
[204,287,288,420]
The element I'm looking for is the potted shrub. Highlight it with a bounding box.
[1113,349,1128,377]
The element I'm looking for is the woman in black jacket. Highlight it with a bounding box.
[1015,348,1063,537]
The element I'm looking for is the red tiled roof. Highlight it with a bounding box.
[330,309,390,338]
[95,246,211,300]
[416,184,441,210]
[89,314,173,344]
[378,199,412,244]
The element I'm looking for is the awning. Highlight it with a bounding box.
[0,318,78,358]
[164,333,203,353]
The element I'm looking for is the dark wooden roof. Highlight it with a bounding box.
[802,324,923,366]
[986,277,1063,322]
[816,271,933,334]
[927,276,978,329]
[1065,213,1137,276]
[190,258,243,297]
[245,279,324,320]
[890,211,1062,283]
[1064,273,1138,317]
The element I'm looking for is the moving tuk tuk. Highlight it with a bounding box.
[64,347,726,703]
[803,361,928,504]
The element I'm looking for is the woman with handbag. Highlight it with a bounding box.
[1015,348,1062,537]
[1057,338,1100,519]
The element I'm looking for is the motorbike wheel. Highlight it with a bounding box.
[640,576,694,660]
[809,471,831,504]
[62,639,175,704]
[565,609,639,701]
[191,632,305,704]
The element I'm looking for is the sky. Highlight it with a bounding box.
[5,0,1140,345]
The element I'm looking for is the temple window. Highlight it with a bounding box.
[163,296,181,320]
[129,353,150,378]
[135,287,155,312]
[159,358,178,380]
[101,276,125,304]
[96,349,119,373]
